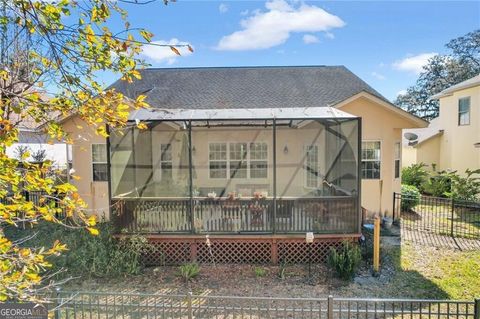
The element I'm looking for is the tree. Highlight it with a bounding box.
[0,0,191,301]
[396,30,480,120]
[31,149,47,163]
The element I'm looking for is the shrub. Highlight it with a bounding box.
[178,263,200,282]
[327,241,362,280]
[254,266,267,277]
[401,184,421,211]
[402,163,429,190]
[447,169,480,201]
[4,222,153,278]
[422,170,453,197]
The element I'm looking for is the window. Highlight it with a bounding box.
[458,97,470,126]
[229,143,247,178]
[362,141,381,179]
[208,142,268,179]
[394,142,401,179]
[92,144,108,181]
[209,143,227,178]
[305,145,319,188]
[249,142,268,178]
[160,144,172,180]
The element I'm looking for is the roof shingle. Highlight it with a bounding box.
[109,65,388,110]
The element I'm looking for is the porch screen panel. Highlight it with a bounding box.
[191,120,273,233]
[324,118,359,233]
[110,127,135,197]
[275,119,359,234]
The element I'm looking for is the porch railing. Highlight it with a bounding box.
[111,196,359,234]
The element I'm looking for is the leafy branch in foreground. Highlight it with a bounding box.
[0,0,192,301]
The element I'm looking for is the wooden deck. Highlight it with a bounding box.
[114,233,361,265]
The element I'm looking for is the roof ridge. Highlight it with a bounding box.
[141,65,346,71]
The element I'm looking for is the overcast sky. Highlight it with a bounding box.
[103,0,480,101]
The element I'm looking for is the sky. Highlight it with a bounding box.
[105,0,480,101]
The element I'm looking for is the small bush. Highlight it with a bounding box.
[447,169,480,201]
[254,266,267,277]
[327,241,362,280]
[401,184,421,211]
[178,263,200,282]
[422,170,453,197]
[402,163,429,190]
[4,222,154,278]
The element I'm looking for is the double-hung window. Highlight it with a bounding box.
[92,144,108,181]
[394,142,401,179]
[229,143,248,178]
[209,143,227,178]
[304,145,319,188]
[458,97,470,126]
[249,143,268,178]
[160,144,173,180]
[208,142,267,179]
[361,141,381,179]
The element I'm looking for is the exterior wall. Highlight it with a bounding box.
[402,135,441,171]
[62,118,110,219]
[402,146,417,168]
[436,86,480,174]
[339,96,419,217]
[416,136,441,171]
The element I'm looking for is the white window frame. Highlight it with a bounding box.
[208,142,268,179]
[458,97,470,126]
[304,144,320,188]
[208,142,228,179]
[160,143,173,181]
[394,142,401,179]
[249,142,268,179]
[361,140,381,180]
[91,143,108,182]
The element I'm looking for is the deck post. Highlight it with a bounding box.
[188,120,195,234]
[272,119,277,234]
[271,239,278,264]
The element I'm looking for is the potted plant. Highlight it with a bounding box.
[249,192,266,227]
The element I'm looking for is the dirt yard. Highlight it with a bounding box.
[66,236,479,300]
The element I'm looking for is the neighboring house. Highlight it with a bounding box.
[403,74,480,174]
[61,66,426,264]
[6,115,70,168]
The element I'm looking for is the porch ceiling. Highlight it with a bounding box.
[129,107,357,122]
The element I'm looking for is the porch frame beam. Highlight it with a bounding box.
[188,120,194,233]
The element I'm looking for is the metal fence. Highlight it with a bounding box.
[53,291,480,319]
[393,193,480,240]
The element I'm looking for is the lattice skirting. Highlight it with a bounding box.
[142,236,358,266]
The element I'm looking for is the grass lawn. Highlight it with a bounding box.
[383,242,480,300]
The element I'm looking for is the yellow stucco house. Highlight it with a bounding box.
[403,74,480,174]
[61,66,426,264]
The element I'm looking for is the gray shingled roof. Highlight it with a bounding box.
[109,66,388,110]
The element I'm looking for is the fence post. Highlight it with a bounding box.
[450,198,455,238]
[54,287,61,319]
[392,192,396,221]
[327,295,333,319]
[475,298,480,319]
[373,217,380,274]
[187,292,193,319]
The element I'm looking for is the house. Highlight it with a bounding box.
[62,66,427,264]
[403,74,480,174]
[6,114,70,168]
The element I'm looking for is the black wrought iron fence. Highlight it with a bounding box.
[52,291,480,319]
[393,193,480,240]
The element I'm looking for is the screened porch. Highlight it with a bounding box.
[109,107,361,235]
